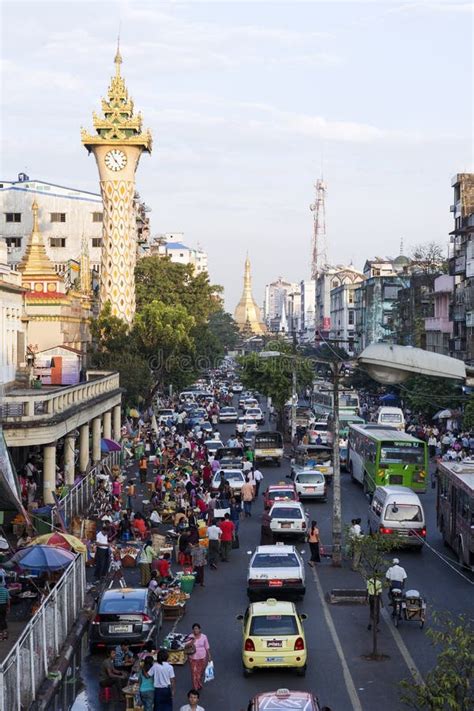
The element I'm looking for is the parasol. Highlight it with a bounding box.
[29,532,87,555]
[433,409,453,420]
[11,544,75,571]
[100,438,122,453]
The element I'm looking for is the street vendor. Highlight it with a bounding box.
[114,642,134,670]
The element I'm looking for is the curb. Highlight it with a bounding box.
[329,588,367,604]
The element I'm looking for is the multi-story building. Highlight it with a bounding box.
[287,289,301,335]
[300,279,316,342]
[353,257,410,352]
[394,270,440,348]
[424,275,454,356]
[315,267,337,339]
[329,266,364,354]
[264,278,299,330]
[0,241,26,385]
[145,233,208,274]
[448,173,474,363]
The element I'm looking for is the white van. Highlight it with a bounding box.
[368,485,425,549]
[377,407,405,431]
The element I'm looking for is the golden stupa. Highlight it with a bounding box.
[234,255,266,335]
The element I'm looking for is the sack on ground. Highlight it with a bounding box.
[204,661,215,683]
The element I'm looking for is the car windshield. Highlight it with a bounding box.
[221,408,236,414]
[380,444,424,465]
[271,507,303,519]
[296,473,324,484]
[250,614,298,636]
[384,504,422,522]
[100,598,144,613]
[268,490,294,500]
[312,424,328,431]
[252,553,300,568]
[246,408,260,414]
[221,473,245,483]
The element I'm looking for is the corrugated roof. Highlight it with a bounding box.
[166,243,188,250]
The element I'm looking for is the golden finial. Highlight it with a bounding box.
[114,36,122,76]
[32,199,39,232]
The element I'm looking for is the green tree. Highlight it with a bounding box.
[352,531,400,659]
[402,375,462,420]
[400,613,473,710]
[411,242,448,274]
[462,396,474,430]
[207,308,240,352]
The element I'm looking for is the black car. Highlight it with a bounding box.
[90,588,162,651]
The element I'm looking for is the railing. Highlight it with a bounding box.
[53,451,120,527]
[0,372,120,422]
[0,555,86,711]
[424,316,453,334]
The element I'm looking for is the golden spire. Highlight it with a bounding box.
[79,235,91,294]
[18,201,59,279]
[234,255,266,336]
[81,45,152,151]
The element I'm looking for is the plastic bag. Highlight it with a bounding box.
[204,661,215,683]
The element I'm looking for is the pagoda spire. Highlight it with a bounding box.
[234,254,266,336]
[18,201,65,295]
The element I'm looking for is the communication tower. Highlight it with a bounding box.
[309,179,327,279]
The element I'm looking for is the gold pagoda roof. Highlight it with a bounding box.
[81,45,152,151]
[18,201,62,281]
[234,256,266,336]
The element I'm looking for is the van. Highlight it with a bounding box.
[368,485,426,549]
[377,407,405,431]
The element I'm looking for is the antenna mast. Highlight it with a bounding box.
[309,179,327,279]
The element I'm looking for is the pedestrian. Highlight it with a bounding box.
[366,576,383,631]
[185,624,211,691]
[229,496,242,535]
[0,580,10,640]
[240,476,254,518]
[349,518,362,571]
[307,520,321,566]
[253,467,264,496]
[385,558,407,593]
[219,513,235,562]
[94,523,111,581]
[139,455,148,484]
[108,547,126,589]
[260,505,274,545]
[125,480,136,509]
[139,539,156,586]
[179,689,205,711]
[139,655,155,711]
[149,649,176,711]
[207,519,221,569]
[99,649,128,699]
[191,543,206,587]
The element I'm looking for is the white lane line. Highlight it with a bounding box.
[311,566,363,711]
[380,608,425,686]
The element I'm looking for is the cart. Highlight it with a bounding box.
[400,589,426,628]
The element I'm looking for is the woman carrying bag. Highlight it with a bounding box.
[307,520,321,566]
[185,623,211,690]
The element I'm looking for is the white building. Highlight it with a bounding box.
[264,278,299,330]
[300,279,316,342]
[0,175,103,279]
[147,233,208,274]
[329,266,364,354]
[0,241,26,385]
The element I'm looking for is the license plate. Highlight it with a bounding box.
[266,640,283,648]
[306,487,316,492]
[269,580,283,587]
[109,624,133,634]
[281,522,292,529]
[266,656,284,662]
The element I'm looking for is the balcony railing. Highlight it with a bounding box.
[425,317,453,334]
[0,372,120,423]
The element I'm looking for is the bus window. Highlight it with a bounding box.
[380,445,424,466]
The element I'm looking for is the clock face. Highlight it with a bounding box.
[104,149,127,172]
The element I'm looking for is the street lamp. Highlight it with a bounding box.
[358,343,466,384]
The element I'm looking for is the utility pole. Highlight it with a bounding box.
[291,331,297,443]
[332,361,342,566]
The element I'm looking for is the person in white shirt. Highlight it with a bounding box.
[150,509,162,527]
[94,524,110,580]
[149,650,176,708]
[180,688,205,711]
[207,521,222,570]
[253,468,264,496]
[386,558,407,593]
[349,518,362,571]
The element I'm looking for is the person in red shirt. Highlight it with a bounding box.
[156,553,172,581]
[202,464,212,488]
[219,514,235,562]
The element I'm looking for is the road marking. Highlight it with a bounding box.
[380,608,424,686]
[311,566,363,711]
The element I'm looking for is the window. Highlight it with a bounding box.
[384,286,400,300]
[348,310,355,325]
[50,213,66,223]
[91,237,101,248]
[348,291,354,304]
[5,213,21,222]
[92,211,103,222]
[5,237,21,248]
[50,237,66,248]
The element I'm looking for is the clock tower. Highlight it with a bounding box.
[81,46,152,323]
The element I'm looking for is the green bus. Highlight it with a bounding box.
[327,412,366,442]
[348,424,428,495]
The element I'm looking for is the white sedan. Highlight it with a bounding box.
[211,469,246,498]
[244,407,264,424]
[269,501,309,541]
[247,544,306,600]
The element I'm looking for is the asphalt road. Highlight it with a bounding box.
[70,414,474,711]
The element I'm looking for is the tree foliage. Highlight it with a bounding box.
[400,613,474,710]
[402,375,462,421]
[411,242,448,274]
[207,309,240,352]
[462,396,474,431]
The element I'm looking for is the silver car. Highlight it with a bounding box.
[293,470,327,501]
[247,544,306,600]
[269,501,309,541]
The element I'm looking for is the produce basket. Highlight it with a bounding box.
[167,650,187,665]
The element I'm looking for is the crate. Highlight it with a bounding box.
[167,650,187,665]
[163,604,186,620]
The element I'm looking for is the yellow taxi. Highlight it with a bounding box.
[237,598,307,677]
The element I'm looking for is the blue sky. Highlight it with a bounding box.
[1,0,472,309]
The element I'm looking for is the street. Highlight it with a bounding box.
[71,415,474,711]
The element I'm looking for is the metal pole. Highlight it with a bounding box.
[290,333,297,443]
[332,362,342,566]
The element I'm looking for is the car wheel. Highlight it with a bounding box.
[296,664,307,677]
[243,665,253,677]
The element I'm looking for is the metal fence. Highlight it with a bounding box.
[0,554,86,711]
[54,451,120,528]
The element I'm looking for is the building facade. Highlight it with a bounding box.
[264,278,299,329]
[329,267,364,353]
[300,279,316,342]
[0,241,26,385]
[424,275,454,356]
[449,173,474,363]
[146,233,208,274]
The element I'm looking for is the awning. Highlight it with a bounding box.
[0,427,24,512]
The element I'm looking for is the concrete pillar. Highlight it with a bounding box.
[64,434,76,486]
[79,423,89,474]
[113,405,121,442]
[43,443,57,505]
[92,417,102,463]
[103,410,112,440]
